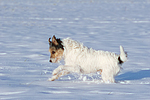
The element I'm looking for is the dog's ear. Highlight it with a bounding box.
[48,38,51,43]
[52,35,58,45]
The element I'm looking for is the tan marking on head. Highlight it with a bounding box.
[49,47,64,63]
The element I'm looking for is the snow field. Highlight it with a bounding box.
[0,0,150,99]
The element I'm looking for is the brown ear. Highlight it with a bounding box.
[48,38,51,43]
[52,35,58,45]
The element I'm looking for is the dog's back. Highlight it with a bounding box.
[63,38,120,72]
[62,38,127,82]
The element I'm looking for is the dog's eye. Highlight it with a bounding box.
[52,51,55,54]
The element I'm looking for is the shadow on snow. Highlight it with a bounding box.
[116,70,150,81]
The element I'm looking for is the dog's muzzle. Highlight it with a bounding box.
[49,58,57,63]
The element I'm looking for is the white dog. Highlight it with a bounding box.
[48,35,127,83]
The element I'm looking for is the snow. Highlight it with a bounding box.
[0,0,150,99]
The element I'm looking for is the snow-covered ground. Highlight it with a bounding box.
[0,0,150,99]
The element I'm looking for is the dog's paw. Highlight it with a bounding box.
[48,77,56,81]
[48,78,55,81]
[48,75,58,81]
[52,70,58,76]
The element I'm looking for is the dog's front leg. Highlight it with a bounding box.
[52,65,82,75]
[48,70,70,81]
[62,65,83,73]
[48,65,65,81]
[48,65,82,81]
[52,65,64,76]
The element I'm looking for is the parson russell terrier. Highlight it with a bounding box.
[48,35,127,83]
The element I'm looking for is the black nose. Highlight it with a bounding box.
[49,60,52,62]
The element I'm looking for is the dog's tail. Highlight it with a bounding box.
[118,45,127,64]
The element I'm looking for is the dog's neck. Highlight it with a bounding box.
[62,38,83,59]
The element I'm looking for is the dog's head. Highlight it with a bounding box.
[48,35,64,63]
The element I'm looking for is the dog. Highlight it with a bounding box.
[48,35,127,83]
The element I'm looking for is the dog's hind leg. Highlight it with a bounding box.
[101,70,115,83]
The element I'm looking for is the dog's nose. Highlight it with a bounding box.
[49,60,52,62]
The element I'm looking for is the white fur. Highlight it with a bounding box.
[49,38,127,83]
